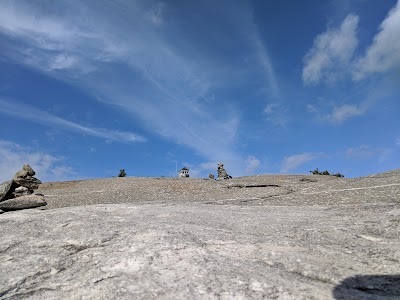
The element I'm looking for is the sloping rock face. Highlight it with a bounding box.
[1,170,399,299]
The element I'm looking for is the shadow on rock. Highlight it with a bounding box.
[333,274,400,299]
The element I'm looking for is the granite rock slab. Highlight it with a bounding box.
[1,170,399,299]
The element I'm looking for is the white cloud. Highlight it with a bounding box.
[0,1,244,166]
[0,2,102,76]
[147,2,164,25]
[346,145,375,159]
[0,140,75,182]
[306,104,319,113]
[345,145,394,163]
[237,6,280,101]
[0,99,145,143]
[244,155,261,174]
[0,4,76,44]
[377,149,394,163]
[50,54,79,70]
[281,153,317,174]
[264,103,288,127]
[251,32,279,97]
[396,138,400,146]
[198,161,218,171]
[303,14,359,85]
[353,1,400,80]
[323,103,368,124]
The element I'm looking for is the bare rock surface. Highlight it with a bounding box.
[1,170,399,299]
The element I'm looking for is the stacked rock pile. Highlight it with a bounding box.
[217,163,232,179]
[0,164,47,213]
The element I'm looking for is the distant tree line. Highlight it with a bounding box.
[310,168,344,178]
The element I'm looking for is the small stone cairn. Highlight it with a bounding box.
[208,173,215,179]
[0,164,47,213]
[217,163,232,180]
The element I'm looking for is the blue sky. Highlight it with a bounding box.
[0,0,399,182]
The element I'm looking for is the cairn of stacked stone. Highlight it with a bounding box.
[208,173,215,180]
[217,163,232,180]
[0,164,47,213]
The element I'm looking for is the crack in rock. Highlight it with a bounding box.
[225,184,281,189]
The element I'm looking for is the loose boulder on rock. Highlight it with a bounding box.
[13,178,42,190]
[13,164,42,190]
[13,163,35,179]
[0,194,47,211]
[12,186,30,198]
[0,164,46,212]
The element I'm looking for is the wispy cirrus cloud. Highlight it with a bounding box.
[0,99,144,143]
[346,145,394,163]
[0,0,243,165]
[0,1,289,176]
[303,14,359,85]
[264,103,288,127]
[346,145,376,159]
[249,29,279,98]
[281,153,318,174]
[245,10,283,124]
[244,155,261,174]
[0,140,76,182]
[353,0,400,80]
[146,2,164,26]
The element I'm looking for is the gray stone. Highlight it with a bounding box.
[0,180,13,202]
[0,194,47,211]
[13,177,42,190]
[208,173,215,179]
[0,170,399,299]
[13,164,35,180]
[13,169,29,180]
[12,186,31,198]
[0,209,3,214]
[23,164,35,176]
[0,165,43,211]
[14,186,29,192]
[217,162,231,179]
[12,164,41,190]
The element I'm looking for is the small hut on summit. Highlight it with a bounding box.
[178,167,190,178]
